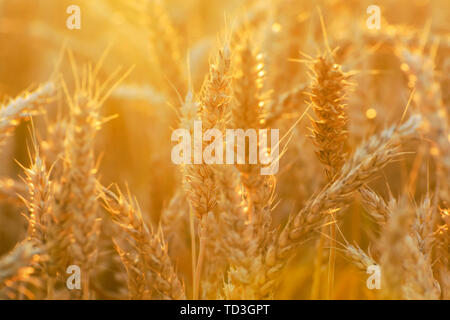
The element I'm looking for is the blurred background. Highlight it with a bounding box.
[0,0,448,299]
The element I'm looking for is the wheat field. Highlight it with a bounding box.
[0,0,448,300]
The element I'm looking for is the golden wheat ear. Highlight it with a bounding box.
[0,82,56,147]
[260,115,423,297]
[99,184,186,300]
[56,50,134,300]
[0,242,41,300]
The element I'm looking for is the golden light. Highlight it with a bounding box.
[430,146,440,156]
[272,23,282,33]
[366,108,377,119]
[400,63,410,72]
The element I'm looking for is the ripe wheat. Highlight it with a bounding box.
[0,0,448,301]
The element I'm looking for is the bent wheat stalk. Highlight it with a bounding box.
[261,114,422,297]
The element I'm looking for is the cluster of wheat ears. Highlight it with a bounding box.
[0,0,448,300]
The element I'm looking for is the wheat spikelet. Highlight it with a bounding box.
[231,32,274,240]
[177,89,218,299]
[44,165,72,284]
[60,59,130,299]
[359,187,390,226]
[160,190,189,254]
[113,239,150,299]
[179,44,232,300]
[261,115,422,297]
[181,91,217,218]
[218,34,277,299]
[265,84,307,126]
[218,170,265,299]
[63,82,102,299]
[20,141,72,298]
[212,163,262,299]
[0,242,41,299]
[199,44,232,132]
[232,36,266,131]
[22,149,51,250]
[20,144,56,299]
[397,44,450,205]
[0,82,55,146]
[309,52,350,180]
[195,43,234,299]
[308,51,351,298]
[342,243,377,272]
[40,116,68,176]
[100,186,186,300]
[344,193,443,299]
[412,196,436,259]
[197,211,224,299]
[378,197,440,299]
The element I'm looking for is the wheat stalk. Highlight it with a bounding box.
[308,51,350,298]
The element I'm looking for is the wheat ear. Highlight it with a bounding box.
[100,186,186,300]
[0,82,55,146]
[260,115,422,297]
[397,44,450,205]
[61,58,131,299]
[219,34,276,299]
[378,197,440,299]
[308,51,350,298]
[179,43,232,299]
[0,242,41,299]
